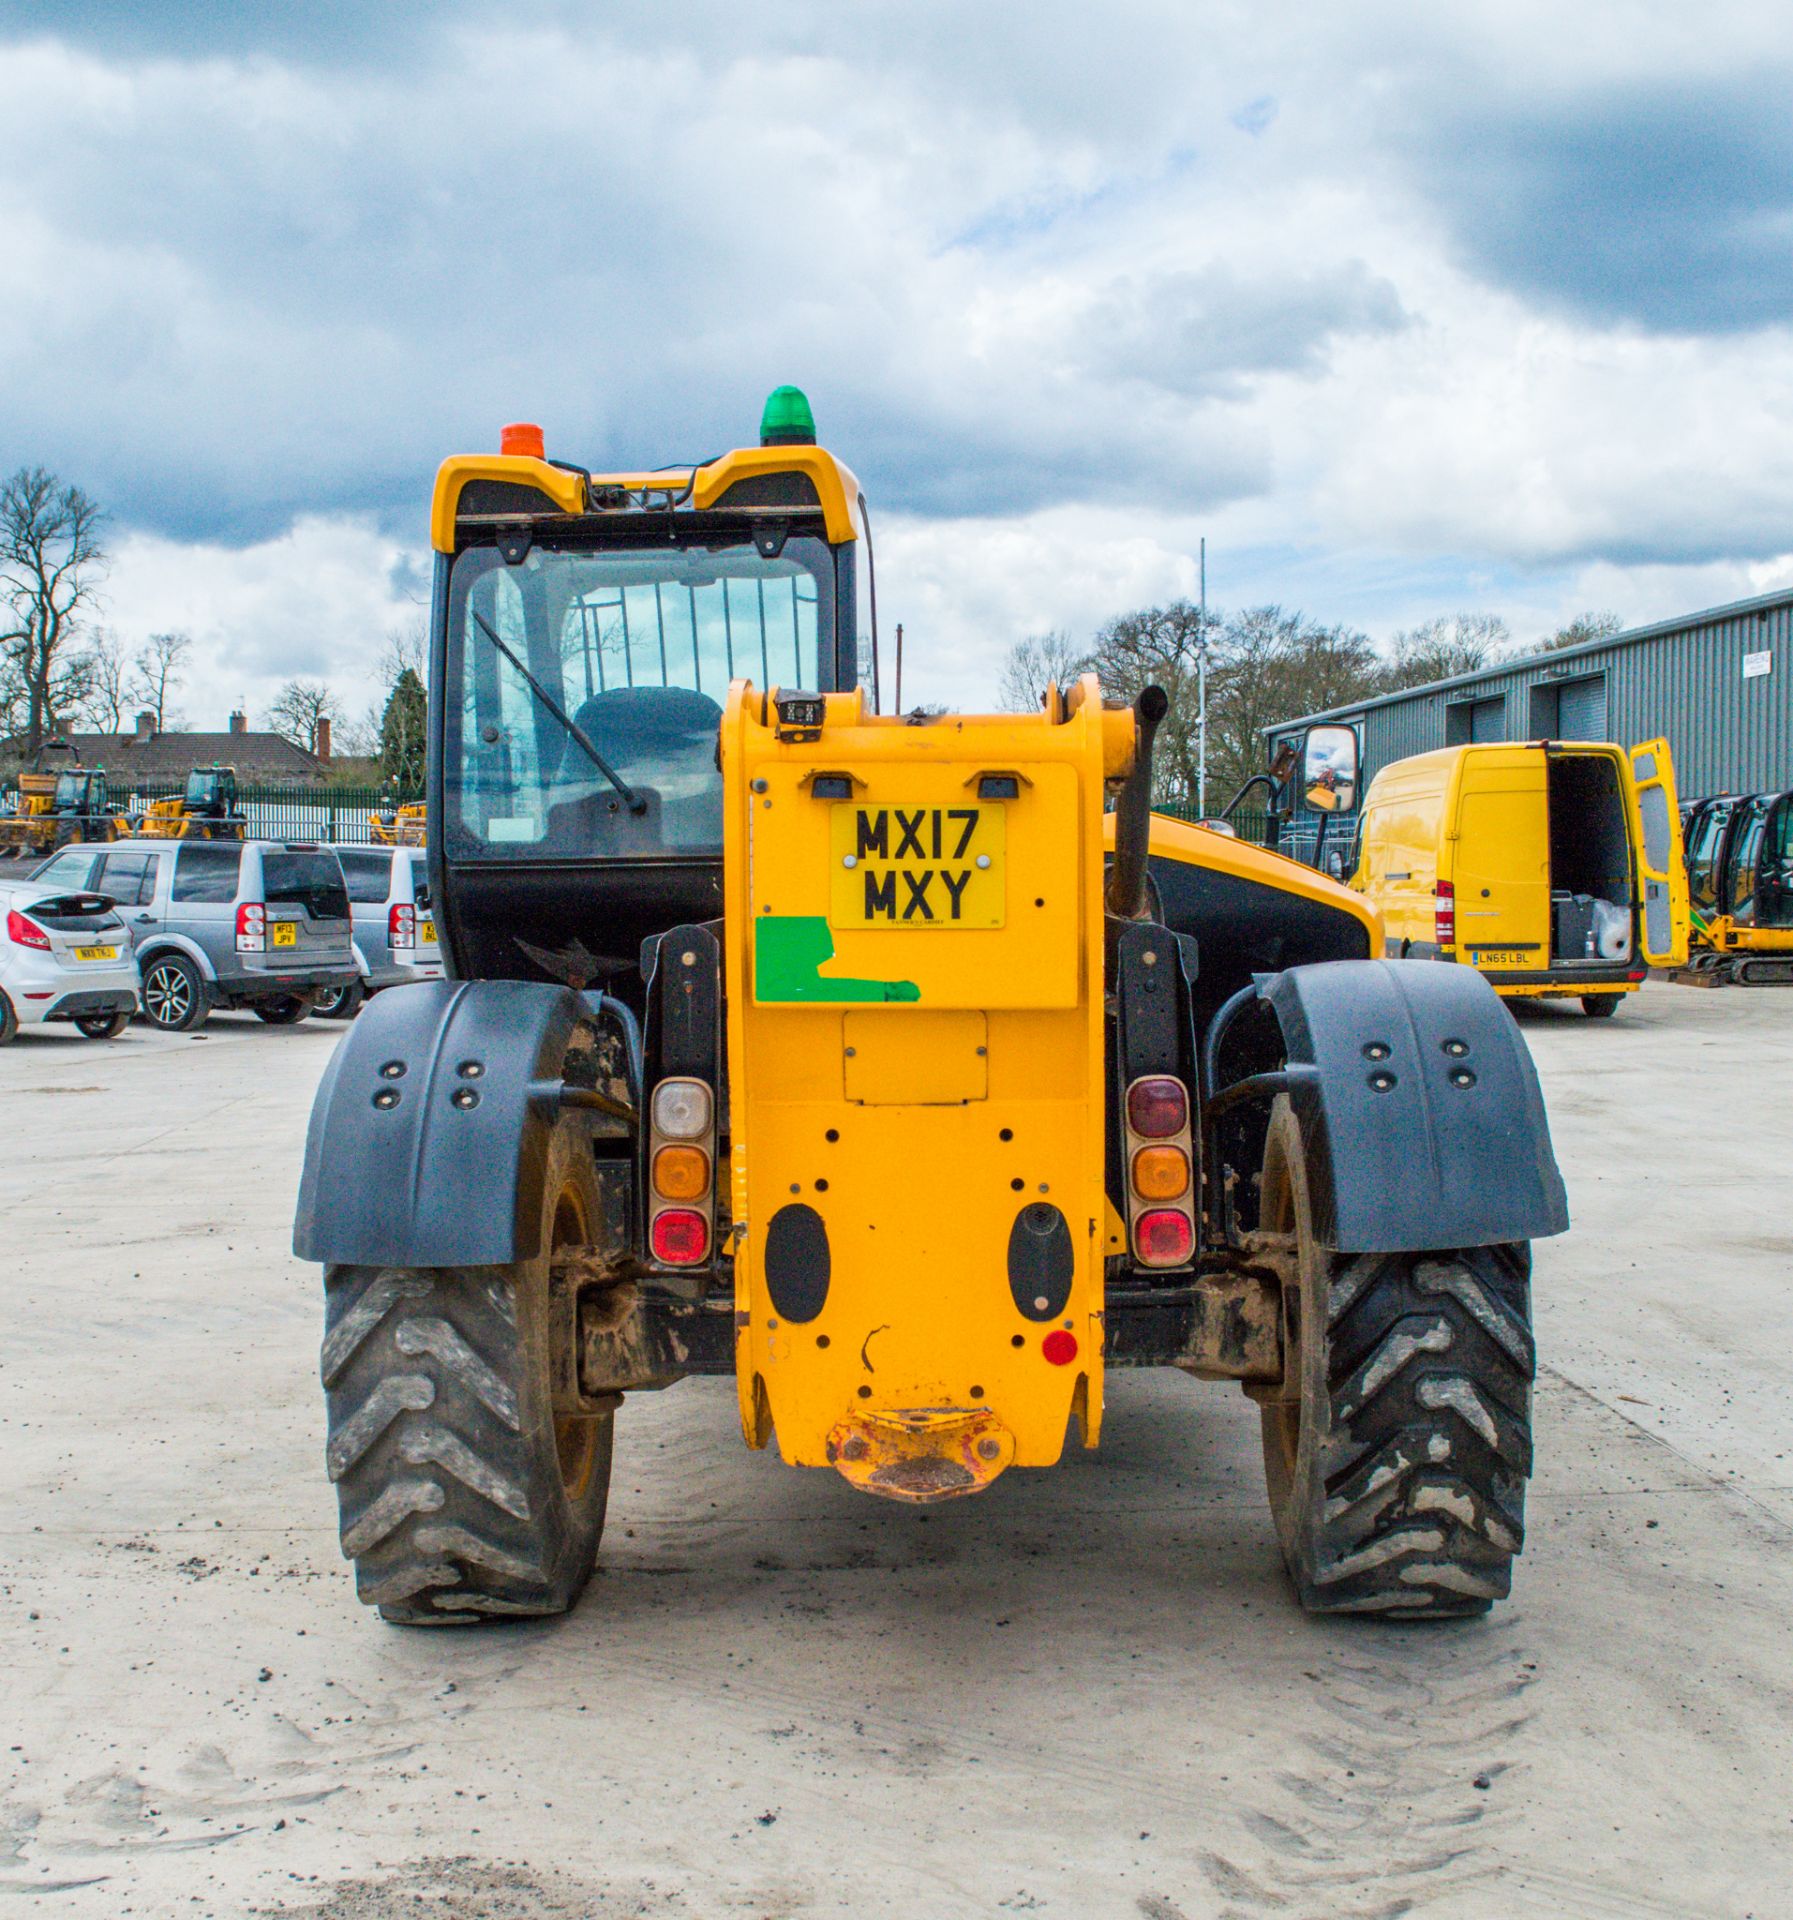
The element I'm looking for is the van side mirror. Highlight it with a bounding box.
[1302,725,1358,813]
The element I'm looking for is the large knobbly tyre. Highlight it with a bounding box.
[320,1117,613,1623]
[1258,1098,1534,1617]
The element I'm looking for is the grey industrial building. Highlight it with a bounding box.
[1267,586,1793,803]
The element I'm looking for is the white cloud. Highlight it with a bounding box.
[103,517,422,730]
[3,6,1793,712]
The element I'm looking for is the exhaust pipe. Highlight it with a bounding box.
[1106,684,1168,923]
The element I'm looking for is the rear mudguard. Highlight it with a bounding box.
[293,979,587,1268]
[1256,960,1568,1252]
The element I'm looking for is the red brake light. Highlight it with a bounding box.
[1135,1209,1194,1267]
[651,1208,710,1266]
[1434,879,1456,948]
[235,902,266,952]
[389,902,416,949]
[6,908,49,951]
[1126,1076,1188,1139]
[501,422,545,458]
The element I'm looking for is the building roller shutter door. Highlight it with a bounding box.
[1556,675,1607,740]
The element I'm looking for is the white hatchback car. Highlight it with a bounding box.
[0,880,141,1043]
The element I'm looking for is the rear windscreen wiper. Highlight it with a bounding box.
[469,609,647,816]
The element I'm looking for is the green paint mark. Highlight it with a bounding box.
[754,916,920,1003]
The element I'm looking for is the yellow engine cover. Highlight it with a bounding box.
[720,678,1133,1496]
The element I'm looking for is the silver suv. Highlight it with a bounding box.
[30,839,358,1032]
[315,844,443,1019]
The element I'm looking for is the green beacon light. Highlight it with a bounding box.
[760,385,817,447]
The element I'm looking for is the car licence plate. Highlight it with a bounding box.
[272,921,298,947]
[75,946,119,962]
[420,919,437,945]
[830,804,1005,929]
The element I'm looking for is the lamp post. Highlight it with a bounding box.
[1197,537,1209,818]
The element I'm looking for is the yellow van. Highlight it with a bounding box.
[1350,739,1688,1015]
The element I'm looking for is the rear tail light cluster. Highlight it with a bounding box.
[648,1076,714,1265]
[236,902,266,952]
[389,902,416,949]
[1123,1074,1195,1269]
[1434,879,1456,950]
[6,908,49,951]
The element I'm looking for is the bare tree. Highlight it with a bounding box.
[0,467,107,753]
[997,630,1089,711]
[379,618,427,687]
[130,630,192,729]
[1541,609,1622,652]
[265,678,340,754]
[334,708,382,759]
[1381,613,1511,690]
[76,630,132,733]
[1083,600,1381,807]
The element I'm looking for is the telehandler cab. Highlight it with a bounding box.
[295,393,1567,1625]
[0,746,121,860]
[130,765,246,840]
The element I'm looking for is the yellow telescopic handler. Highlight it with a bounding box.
[295,394,1567,1625]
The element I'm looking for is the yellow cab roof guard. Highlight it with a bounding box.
[430,387,865,554]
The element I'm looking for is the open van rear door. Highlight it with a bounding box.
[1629,739,1688,968]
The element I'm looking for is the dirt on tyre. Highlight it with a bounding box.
[320,1113,613,1623]
[1256,1097,1534,1617]
[140,952,208,1032]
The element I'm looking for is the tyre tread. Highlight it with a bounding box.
[1302,1244,1534,1616]
[322,1256,607,1623]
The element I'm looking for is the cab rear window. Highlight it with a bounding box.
[261,851,350,920]
[21,895,124,933]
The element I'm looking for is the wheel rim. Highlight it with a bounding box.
[145,962,192,1026]
[550,1185,600,1500]
[315,987,346,1015]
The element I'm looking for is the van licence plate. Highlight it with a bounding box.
[830,804,1005,929]
[272,922,298,947]
[75,946,119,962]
[1472,948,1526,966]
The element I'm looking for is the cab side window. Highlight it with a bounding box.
[95,848,161,906]
[336,849,395,904]
[30,849,99,892]
[172,842,244,903]
[1685,809,1726,913]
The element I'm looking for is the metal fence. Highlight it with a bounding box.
[92,784,1283,854]
[110,781,422,847]
[1150,800,1274,847]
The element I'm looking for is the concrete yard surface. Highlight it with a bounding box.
[1,985,1789,1918]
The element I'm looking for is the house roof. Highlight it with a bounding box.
[2,727,326,779]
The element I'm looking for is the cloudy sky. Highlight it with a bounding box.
[5,1,1793,727]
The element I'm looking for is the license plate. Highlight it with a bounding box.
[1472,949,1526,966]
[830,804,1006,929]
[420,920,438,945]
[75,946,118,962]
[272,922,298,948]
